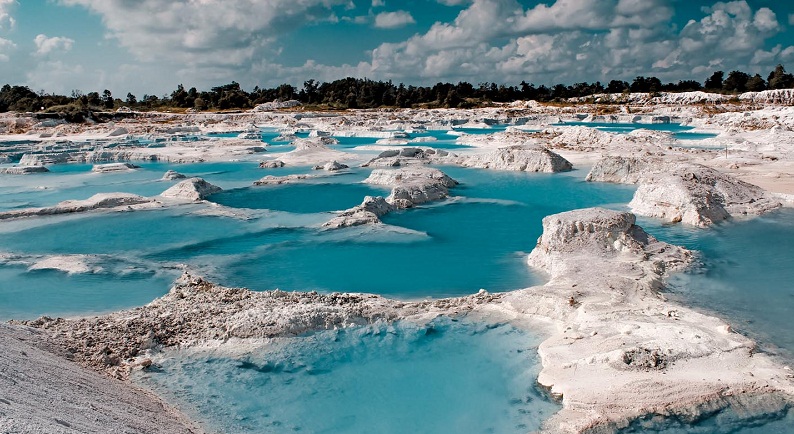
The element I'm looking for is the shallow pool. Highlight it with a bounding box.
[135,318,559,434]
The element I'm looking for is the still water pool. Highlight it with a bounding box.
[135,319,560,434]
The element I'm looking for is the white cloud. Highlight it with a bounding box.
[26,60,88,93]
[437,0,471,5]
[358,0,785,85]
[57,0,349,66]
[372,0,385,7]
[34,34,75,56]
[374,10,415,29]
[751,45,781,65]
[0,36,15,61]
[752,8,778,33]
[34,0,791,94]
[0,0,16,30]
[781,46,794,62]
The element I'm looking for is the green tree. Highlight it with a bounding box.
[722,71,750,93]
[767,64,794,90]
[102,89,114,109]
[746,74,766,92]
[704,71,724,91]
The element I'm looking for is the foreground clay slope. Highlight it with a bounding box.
[0,324,202,434]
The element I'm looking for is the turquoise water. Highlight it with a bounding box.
[0,161,312,210]
[135,319,560,434]
[0,165,635,318]
[210,181,390,214]
[639,209,794,361]
[0,266,177,319]
[217,167,635,297]
[0,162,177,210]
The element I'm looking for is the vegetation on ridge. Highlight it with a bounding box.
[1,65,793,120]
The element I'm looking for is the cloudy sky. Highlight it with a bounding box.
[1,0,793,96]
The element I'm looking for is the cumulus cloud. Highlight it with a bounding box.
[374,10,415,29]
[26,60,88,93]
[0,36,15,61]
[362,0,785,85]
[0,0,16,30]
[46,0,792,93]
[34,34,75,56]
[57,0,348,66]
[437,0,471,5]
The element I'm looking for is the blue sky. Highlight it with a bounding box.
[0,0,793,97]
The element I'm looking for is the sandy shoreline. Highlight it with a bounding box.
[2,98,794,433]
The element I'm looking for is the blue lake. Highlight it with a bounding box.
[0,266,178,320]
[0,165,636,318]
[0,161,311,210]
[214,167,635,297]
[135,319,560,434]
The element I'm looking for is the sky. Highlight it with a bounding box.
[0,0,793,97]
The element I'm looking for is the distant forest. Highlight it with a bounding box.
[2,64,793,121]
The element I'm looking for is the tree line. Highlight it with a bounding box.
[2,64,793,117]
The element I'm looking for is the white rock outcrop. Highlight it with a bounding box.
[92,163,139,173]
[19,153,72,166]
[108,127,129,137]
[527,208,684,274]
[361,147,452,168]
[0,166,50,174]
[0,193,158,221]
[313,160,349,171]
[253,174,318,186]
[259,160,285,169]
[162,170,188,180]
[585,156,672,184]
[516,208,794,432]
[460,145,573,172]
[322,196,393,229]
[587,156,781,227]
[160,178,222,202]
[0,324,203,434]
[365,166,458,209]
[629,167,781,226]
